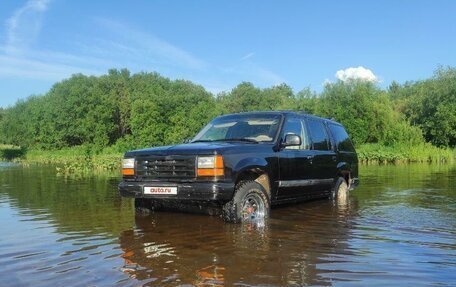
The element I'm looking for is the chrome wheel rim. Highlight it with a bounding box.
[241,192,265,221]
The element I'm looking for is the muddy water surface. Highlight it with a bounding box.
[0,163,455,286]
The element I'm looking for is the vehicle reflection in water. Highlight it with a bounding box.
[118,195,357,286]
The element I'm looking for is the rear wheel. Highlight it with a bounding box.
[331,177,349,202]
[222,181,270,223]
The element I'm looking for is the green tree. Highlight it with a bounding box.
[43,74,116,149]
[292,88,319,114]
[217,82,262,113]
[318,80,422,146]
[98,69,132,142]
[0,107,4,143]
[217,82,295,113]
[1,96,46,147]
[0,67,454,153]
[389,67,456,147]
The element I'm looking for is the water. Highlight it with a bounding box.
[0,163,455,286]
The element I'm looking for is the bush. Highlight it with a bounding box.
[357,143,454,163]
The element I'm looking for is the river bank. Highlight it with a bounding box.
[356,143,455,164]
[0,145,122,174]
[1,143,455,175]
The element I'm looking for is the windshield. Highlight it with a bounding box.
[192,114,282,143]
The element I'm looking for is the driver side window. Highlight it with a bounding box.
[282,117,310,150]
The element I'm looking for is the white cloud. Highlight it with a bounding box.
[0,0,105,82]
[254,65,284,85]
[335,66,378,83]
[240,52,255,61]
[0,55,101,80]
[219,62,285,87]
[1,6,207,82]
[95,18,207,70]
[5,0,51,54]
[0,5,285,101]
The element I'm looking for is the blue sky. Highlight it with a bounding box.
[1,0,455,107]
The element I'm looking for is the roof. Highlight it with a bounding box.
[219,110,343,126]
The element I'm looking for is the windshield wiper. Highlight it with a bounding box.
[191,139,214,143]
[215,138,258,144]
[192,138,259,144]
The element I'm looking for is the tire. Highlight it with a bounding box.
[222,181,270,223]
[134,198,162,214]
[331,177,349,202]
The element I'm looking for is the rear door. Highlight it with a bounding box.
[304,118,338,194]
[327,123,358,180]
[277,116,314,199]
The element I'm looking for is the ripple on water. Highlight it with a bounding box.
[0,164,456,286]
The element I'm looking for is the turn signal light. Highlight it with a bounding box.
[197,168,224,177]
[122,168,135,176]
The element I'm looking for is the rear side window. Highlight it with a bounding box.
[306,119,330,151]
[328,124,355,152]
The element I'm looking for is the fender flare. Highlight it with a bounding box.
[233,157,270,181]
[336,161,352,183]
[231,157,273,196]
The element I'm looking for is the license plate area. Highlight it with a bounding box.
[144,186,177,195]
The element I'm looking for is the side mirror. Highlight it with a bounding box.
[282,134,301,147]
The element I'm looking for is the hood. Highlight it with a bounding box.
[125,142,262,157]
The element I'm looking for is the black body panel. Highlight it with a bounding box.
[118,111,359,206]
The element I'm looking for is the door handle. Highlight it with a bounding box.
[332,155,337,161]
[305,155,313,160]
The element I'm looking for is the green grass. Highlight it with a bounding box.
[3,142,455,175]
[357,143,455,164]
[24,146,123,175]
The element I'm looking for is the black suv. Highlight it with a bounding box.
[119,111,359,222]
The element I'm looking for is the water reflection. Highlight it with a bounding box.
[0,164,134,236]
[118,196,358,286]
[0,163,455,286]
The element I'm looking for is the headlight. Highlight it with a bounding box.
[198,156,216,168]
[197,155,224,177]
[122,158,135,176]
[122,158,135,169]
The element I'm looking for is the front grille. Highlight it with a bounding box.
[136,155,196,180]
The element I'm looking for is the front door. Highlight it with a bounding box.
[277,116,314,200]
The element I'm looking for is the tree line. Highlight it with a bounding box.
[0,67,455,152]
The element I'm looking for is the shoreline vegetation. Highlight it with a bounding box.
[0,145,122,174]
[1,67,455,174]
[1,144,454,175]
[357,143,454,164]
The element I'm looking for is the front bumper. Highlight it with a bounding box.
[118,181,235,202]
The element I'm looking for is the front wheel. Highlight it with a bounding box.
[222,181,270,223]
